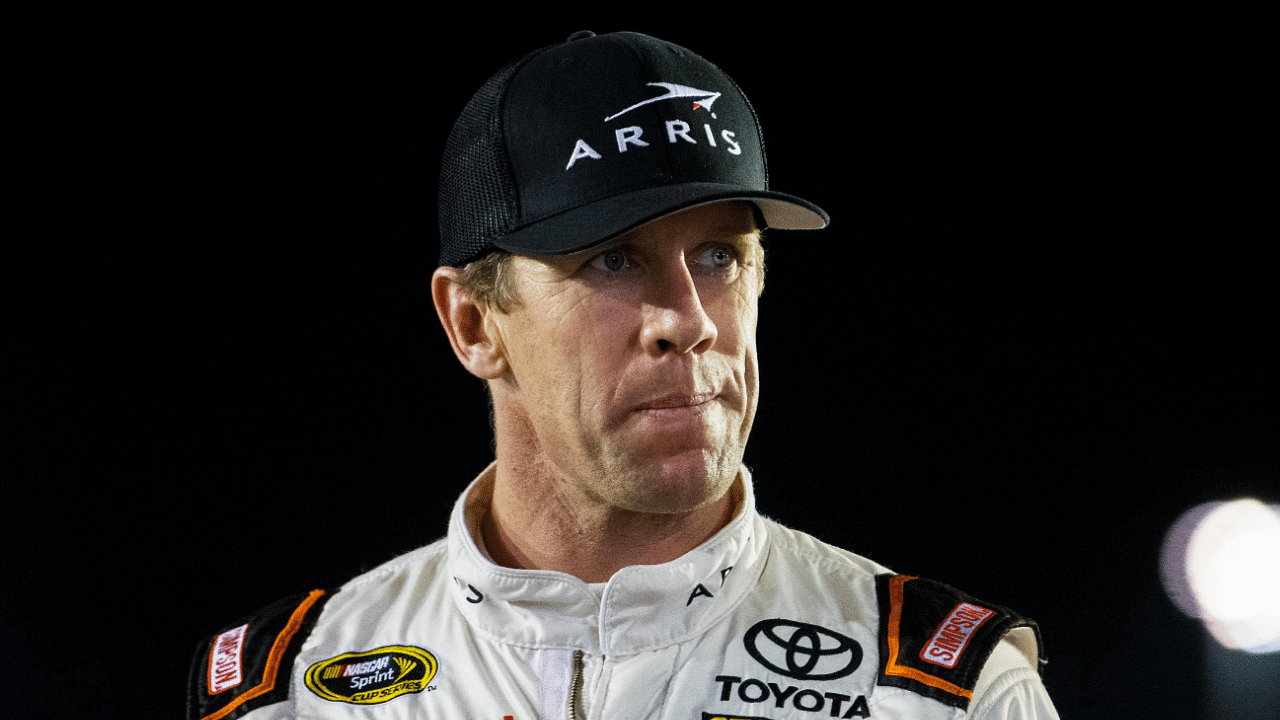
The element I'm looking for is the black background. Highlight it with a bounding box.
[4,7,1276,718]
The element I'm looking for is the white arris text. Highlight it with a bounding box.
[566,121,742,170]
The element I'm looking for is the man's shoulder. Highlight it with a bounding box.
[187,590,331,720]
[336,534,451,594]
[759,514,894,578]
[186,537,451,720]
[872,573,1046,711]
[755,518,1047,712]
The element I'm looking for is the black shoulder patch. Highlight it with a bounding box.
[874,573,1044,710]
[187,589,331,720]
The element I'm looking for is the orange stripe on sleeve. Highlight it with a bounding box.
[882,575,973,701]
[200,589,326,720]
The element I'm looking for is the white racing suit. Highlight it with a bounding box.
[189,465,1059,719]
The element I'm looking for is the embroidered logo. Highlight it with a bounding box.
[604,82,723,122]
[744,619,862,680]
[207,623,248,694]
[305,646,437,705]
[920,603,996,669]
[565,80,742,169]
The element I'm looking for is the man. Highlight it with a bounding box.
[189,30,1058,719]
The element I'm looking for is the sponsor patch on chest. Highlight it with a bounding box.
[304,646,438,705]
[920,603,996,668]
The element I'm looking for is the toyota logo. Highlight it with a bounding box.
[743,619,862,680]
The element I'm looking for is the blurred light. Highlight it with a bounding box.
[1160,498,1280,653]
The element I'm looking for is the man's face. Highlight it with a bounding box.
[490,201,762,516]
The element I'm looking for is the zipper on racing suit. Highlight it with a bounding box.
[567,649,584,720]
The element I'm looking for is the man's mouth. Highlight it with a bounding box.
[635,393,717,412]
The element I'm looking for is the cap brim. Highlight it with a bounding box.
[492,182,829,257]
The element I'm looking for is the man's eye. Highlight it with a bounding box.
[696,245,737,271]
[591,250,631,273]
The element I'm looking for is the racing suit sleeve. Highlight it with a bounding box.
[874,573,1058,715]
[967,637,1060,719]
[188,590,328,720]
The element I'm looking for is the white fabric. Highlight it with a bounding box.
[236,464,1057,719]
[969,639,1061,719]
[539,648,575,720]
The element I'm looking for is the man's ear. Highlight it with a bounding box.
[431,267,508,380]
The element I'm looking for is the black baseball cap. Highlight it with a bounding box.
[437,30,829,267]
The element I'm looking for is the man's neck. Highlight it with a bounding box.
[481,460,738,584]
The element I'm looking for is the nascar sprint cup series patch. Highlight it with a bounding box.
[304,645,438,705]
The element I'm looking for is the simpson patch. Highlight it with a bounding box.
[875,574,1043,710]
[920,603,996,668]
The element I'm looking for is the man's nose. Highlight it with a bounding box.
[639,261,717,356]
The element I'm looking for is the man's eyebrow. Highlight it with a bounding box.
[551,224,761,259]
[556,239,626,261]
[721,228,764,250]
[733,228,764,242]
[690,224,760,244]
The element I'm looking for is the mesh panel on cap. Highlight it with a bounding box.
[437,50,541,267]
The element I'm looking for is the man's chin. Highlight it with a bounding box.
[607,451,739,516]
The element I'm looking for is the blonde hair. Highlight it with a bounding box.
[455,249,521,314]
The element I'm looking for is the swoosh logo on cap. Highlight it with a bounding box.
[604,82,722,122]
